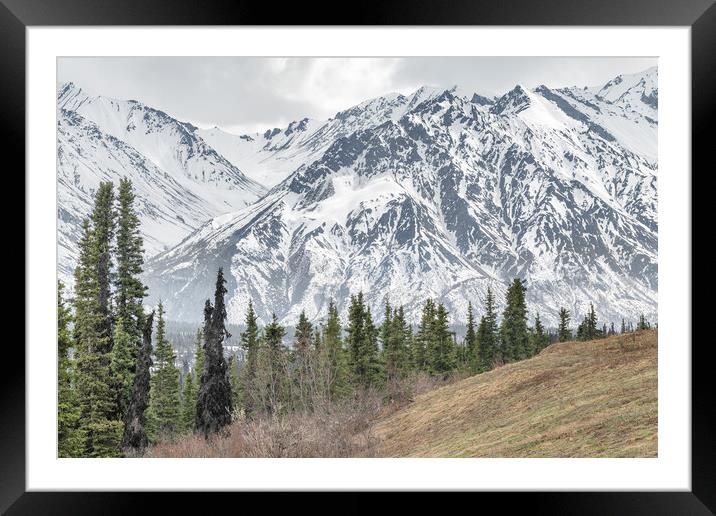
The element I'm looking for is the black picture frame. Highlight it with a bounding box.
[5,0,711,512]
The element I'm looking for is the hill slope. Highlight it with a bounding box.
[372,330,657,457]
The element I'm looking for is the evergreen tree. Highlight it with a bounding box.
[228,353,241,412]
[363,306,385,387]
[238,302,259,417]
[476,287,500,371]
[577,303,599,341]
[110,316,135,420]
[90,182,115,353]
[346,293,383,388]
[621,318,627,334]
[379,300,392,354]
[413,299,435,372]
[122,311,154,452]
[530,313,549,354]
[558,308,572,342]
[148,302,181,440]
[180,366,197,433]
[292,310,313,411]
[257,313,288,414]
[196,269,234,436]
[319,300,350,401]
[346,293,369,384]
[58,281,81,457]
[638,314,650,330]
[428,303,456,377]
[385,305,409,379]
[500,278,529,362]
[73,211,122,457]
[465,302,478,372]
[112,178,147,407]
[179,329,203,433]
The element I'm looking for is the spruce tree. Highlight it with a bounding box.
[476,287,499,371]
[196,269,234,436]
[122,311,154,452]
[258,313,288,414]
[428,303,457,377]
[577,303,599,341]
[379,300,392,354]
[148,302,181,440]
[90,182,115,353]
[638,314,650,330]
[414,299,435,372]
[179,329,203,432]
[228,353,241,412]
[530,313,549,354]
[319,300,350,401]
[180,366,197,433]
[292,310,313,411]
[238,301,259,417]
[73,212,122,457]
[500,278,529,362]
[58,281,81,457]
[465,302,477,373]
[346,293,368,384]
[363,306,385,387]
[621,318,627,334]
[385,305,409,380]
[558,308,572,342]
[110,316,135,420]
[113,178,147,409]
[346,293,384,388]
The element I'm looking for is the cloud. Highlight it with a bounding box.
[58,56,657,135]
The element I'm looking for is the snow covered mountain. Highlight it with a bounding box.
[57,82,267,280]
[142,68,658,327]
[197,85,478,187]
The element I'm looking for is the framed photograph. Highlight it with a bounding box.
[7,0,711,511]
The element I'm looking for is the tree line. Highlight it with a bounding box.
[58,178,653,457]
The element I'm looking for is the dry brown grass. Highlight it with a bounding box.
[146,389,386,458]
[371,330,658,458]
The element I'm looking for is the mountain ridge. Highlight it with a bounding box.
[141,68,658,327]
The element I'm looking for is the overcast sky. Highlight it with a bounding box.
[58,57,656,135]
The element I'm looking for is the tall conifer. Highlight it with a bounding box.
[196,269,234,436]
[122,312,154,451]
[58,281,81,457]
[148,302,181,440]
[73,188,122,457]
[500,278,529,362]
[558,308,572,342]
[476,287,499,371]
[320,300,350,400]
[465,302,477,372]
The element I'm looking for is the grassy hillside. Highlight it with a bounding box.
[372,330,657,458]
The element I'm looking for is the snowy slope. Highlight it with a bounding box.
[57,109,217,277]
[57,83,267,283]
[144,68,658,327]
[197,85,484,188]
[58,83,266,212]
[587,66,658,123]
